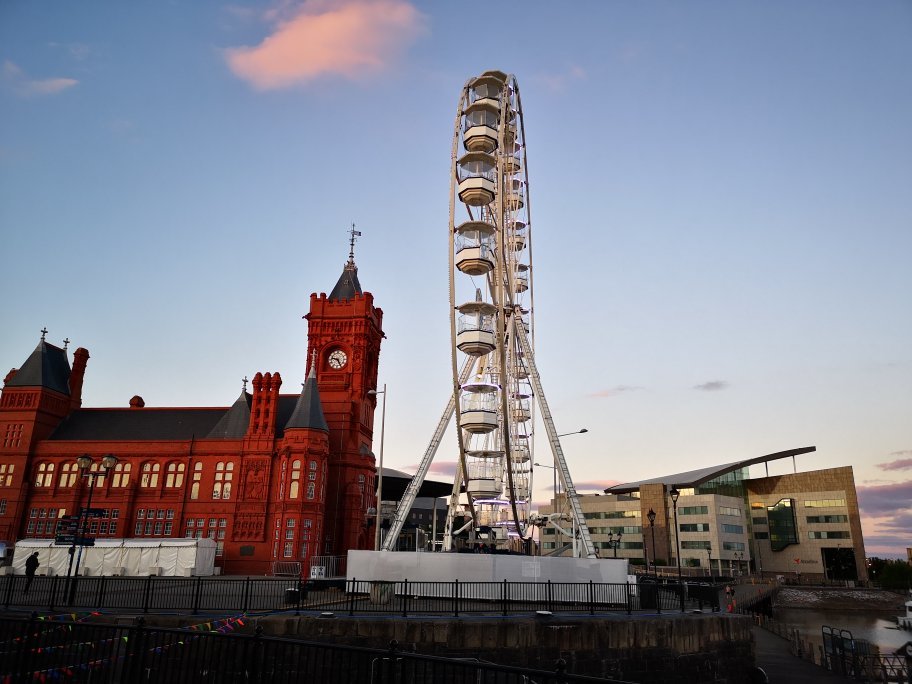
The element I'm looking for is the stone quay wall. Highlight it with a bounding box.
[252,612,755,683]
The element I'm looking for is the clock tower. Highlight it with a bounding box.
[304,236,384,553]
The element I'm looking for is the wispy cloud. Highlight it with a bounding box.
[591,385,644,398]
[1,60,78,97]
[427,460,458,480]
[225,0,427,90]
[877,457,912,471]
[693,380,729,391]
[48,42,93,61]
[537,64,586,92]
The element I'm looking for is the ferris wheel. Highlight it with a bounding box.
[382,70,596,558]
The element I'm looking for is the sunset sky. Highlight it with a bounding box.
[1,1,909,557]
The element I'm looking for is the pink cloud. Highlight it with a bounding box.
[857,480,912,516]
[878,457,912,471]
[1,60,77,97]
[590,385,644,398]
[225,0,426,90]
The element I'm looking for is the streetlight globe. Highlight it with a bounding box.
[669,487,680,503]
[647,508,656,526]
[101,454,118,470]
[76,454,92,470]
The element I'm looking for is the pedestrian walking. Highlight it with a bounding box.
[24,552,40,594]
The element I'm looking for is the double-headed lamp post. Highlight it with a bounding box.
[606,530,623,558]
[646,508,657,579]
[68,454,117,604]
[367,385,387,551]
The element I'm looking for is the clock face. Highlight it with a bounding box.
[328,349,348,369]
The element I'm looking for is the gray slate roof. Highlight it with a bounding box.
[285,367,329,432]
[205,390,252,438]
[6,341,71,395]
[328,261,362,300]
[49,394,304,441]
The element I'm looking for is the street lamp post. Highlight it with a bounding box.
[670,487,684,611]
[367,385,387,551]
[707,541,712,579]
[537,428,587,556]
[606,530,623,558]
[68,454,117,605]
[755,539,763,579]
[647,508,657,579]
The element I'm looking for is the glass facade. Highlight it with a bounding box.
[767,498,798,551]
[696,467,748,497]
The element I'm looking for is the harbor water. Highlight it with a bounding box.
[774,606,911,655]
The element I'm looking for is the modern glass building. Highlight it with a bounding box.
[540,446,867,582]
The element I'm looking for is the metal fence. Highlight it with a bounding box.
[745,612,911,682]
[2,574,721,616]
[0,615,630,683]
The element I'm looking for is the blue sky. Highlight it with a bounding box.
[1,1,910,557]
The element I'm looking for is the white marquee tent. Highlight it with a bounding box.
[11,538,217,577]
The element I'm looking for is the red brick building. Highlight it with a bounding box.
[0,254,384,575]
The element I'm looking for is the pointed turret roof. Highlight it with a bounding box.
[205,388,252,438]
[285,365,329,431]
[329,261,362,300]
[6,331,71,395]
[329,223,363,300]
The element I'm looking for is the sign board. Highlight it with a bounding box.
[310,566,326,579]
[55,536,95,546]
[83,508,106,518]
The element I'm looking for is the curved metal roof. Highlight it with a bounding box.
[604,446,817,494]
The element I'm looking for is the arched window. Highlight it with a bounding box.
[289,460,301,499]
[309,460,318,480]
[112,462,131,488]
[141,462,160,488]
[213,462,233,500]
[306,482,315,500]
[191,462,202,500]
[35,463,54,487]
[59,462,78,488]
[165,462,185,488]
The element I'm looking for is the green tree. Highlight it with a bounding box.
[868,557,912,591]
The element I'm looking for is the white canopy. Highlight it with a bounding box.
[12,538,217,577]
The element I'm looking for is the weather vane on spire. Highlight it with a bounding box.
[347,222,361,265]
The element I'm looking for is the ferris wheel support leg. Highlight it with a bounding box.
[380,356,476,552]
[514,320,598,559]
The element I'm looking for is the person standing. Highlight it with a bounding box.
[24,552,40,594]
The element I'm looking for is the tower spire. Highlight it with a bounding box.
[328,223,364,301]
[347,222,361,267]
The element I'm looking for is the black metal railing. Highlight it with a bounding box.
[2,574,721,616]
[0,615,630,683]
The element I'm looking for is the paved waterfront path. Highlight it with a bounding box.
[725,582,842,682]
[752,625,842,682]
